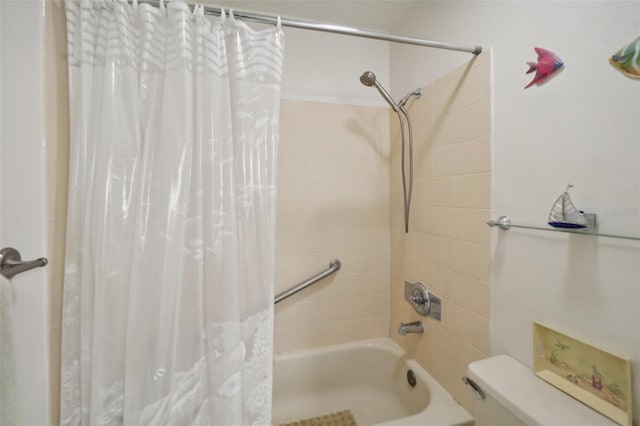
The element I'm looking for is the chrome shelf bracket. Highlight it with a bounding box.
[486,215,511,230]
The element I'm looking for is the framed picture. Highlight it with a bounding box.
[533,322,632,426]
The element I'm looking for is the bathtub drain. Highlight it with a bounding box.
[407,370,417,387]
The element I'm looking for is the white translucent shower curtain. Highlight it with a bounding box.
[60,1,284,424]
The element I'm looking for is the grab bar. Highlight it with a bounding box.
[274,259,341,304]
[0,247,48,279]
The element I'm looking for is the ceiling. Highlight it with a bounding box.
[208,1,421,32]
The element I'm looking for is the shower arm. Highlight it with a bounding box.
[398,89,422,108]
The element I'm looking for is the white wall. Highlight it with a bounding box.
[213,0,393,106]
[280,27,390,106]
[211,14,391,105]
[0,1,49,424]
[390,1,640,423]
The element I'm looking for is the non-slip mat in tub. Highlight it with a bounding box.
[277,409,358,426]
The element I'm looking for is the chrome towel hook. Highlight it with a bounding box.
[0,247,48,279]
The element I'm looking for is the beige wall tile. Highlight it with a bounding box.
[370,205,390,227]
[275,100,391,352]
[306,272,388,300]
[325,227,377,251]
[430,264,452,299]
[455,173,491,209]
[410,232,433,263]
[454,99,492,142]
[432,236,454,269]
[390,53,492,410]
[450,63,483,112]
[477,245,492,283]
[453,240,484,279]
[433,176,456,207]
[432,207,455,238]
[432,145,456,177]
[278,155,309,182]
[449,272,491,319]
[276,314,389,353]
[405,257,434,285]
[430,323,486,374]
[446,303,491,355]
[433,73,459,118]
[412,178,435,206]
[429,349,476,414]
[368,247,391,272]
[430,112,455,147]
[455,136,491,175]
[454,208,491,246]
[413,138,434,178]
[276,229,328,254]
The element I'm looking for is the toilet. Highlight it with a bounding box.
[466,355,618,426]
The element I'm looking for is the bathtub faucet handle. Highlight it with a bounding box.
[404,281,432,316]
[410,293,426,305]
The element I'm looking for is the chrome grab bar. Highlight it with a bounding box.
[0,247,48,279]
[274,259,341,305]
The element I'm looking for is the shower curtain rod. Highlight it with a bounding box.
[136,1,482,55]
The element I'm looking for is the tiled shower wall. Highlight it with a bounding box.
[274,100,390,352]
[390,52,492,414]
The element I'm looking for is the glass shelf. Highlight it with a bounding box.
[486,216,640,242]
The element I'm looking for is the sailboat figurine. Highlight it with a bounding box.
[548,184,590,229]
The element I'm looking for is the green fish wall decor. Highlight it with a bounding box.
[609,36,640,78]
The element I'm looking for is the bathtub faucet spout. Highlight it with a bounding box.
[398,321,423,335]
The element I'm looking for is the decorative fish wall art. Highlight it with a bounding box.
[609,36,640,78]
[525,47,564,89]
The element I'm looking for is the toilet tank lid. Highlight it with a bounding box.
[467,355,617,426]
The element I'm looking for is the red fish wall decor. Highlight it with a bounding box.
[525,47,564,89]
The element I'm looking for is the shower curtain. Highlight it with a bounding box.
[60,1,284,424]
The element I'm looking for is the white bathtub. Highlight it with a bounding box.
[272,338,474,426]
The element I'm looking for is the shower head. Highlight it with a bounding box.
[359,71,398,112]
[359,71,377,87]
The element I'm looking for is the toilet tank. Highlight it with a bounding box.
[466,355,618,426]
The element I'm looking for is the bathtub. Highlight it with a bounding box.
[272,338,474,426]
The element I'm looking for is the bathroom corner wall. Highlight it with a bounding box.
[269,15,392,353]
[1,1,49,424]
[391,2,640,421]
[44,1,69,425]
[274,100,390,352]
[390,52,492,414]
